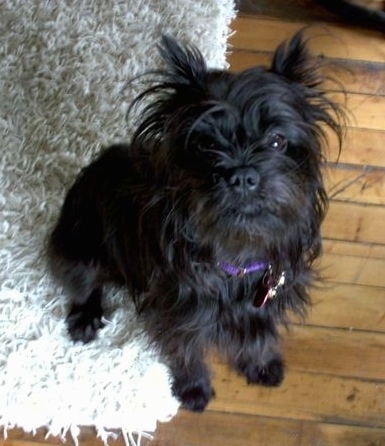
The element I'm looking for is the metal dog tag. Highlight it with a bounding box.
[254,268,285,308]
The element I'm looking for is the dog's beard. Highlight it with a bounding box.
[177,152,322,260]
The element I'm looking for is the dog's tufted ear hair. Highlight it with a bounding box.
[271,29,345,160]
[158,35,208,86]
[271,30,318,88]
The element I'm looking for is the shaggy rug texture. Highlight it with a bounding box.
[0,0,235,443]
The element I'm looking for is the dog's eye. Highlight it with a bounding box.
[197,142,217,152]
[196,141,220,165]
[267,134,288,152]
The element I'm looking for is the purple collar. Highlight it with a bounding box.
[218,260,268,277]
[218,260,286,308]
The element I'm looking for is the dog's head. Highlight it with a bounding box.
[130,32,343,266]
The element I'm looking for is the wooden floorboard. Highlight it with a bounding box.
[231,17,385,62]
[2,1,385,445]
[323,201,385,244]
[326,166,385,205]
[153,411,385,446]
[310,283,385,331]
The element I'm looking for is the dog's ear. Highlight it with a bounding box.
[271,29,345,159]
[271,30,318,88]
[158,35,208,86]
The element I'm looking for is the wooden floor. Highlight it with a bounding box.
[2,1,385,445]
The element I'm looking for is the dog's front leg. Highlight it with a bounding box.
[169,354,214,412]
[141,283,215,412]
[225,313,285,387]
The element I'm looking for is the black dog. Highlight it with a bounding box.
[48,32,342,412]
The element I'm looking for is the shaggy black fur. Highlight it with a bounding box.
[48,31,343,412]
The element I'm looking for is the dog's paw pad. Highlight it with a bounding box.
[66,311,104,343]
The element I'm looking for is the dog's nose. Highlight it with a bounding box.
[228,167,260,192]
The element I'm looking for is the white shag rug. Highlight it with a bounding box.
[0,1,235,443]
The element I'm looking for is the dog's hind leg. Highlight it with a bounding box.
[48,236,105,343]
[63,261,105,343]
[55,258,105,343]
[48,179,107,343]
[66,289,104,343]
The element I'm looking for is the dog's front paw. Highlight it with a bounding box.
[172,378,215,412]
[66,306,104,343]
[238,357,285,387]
